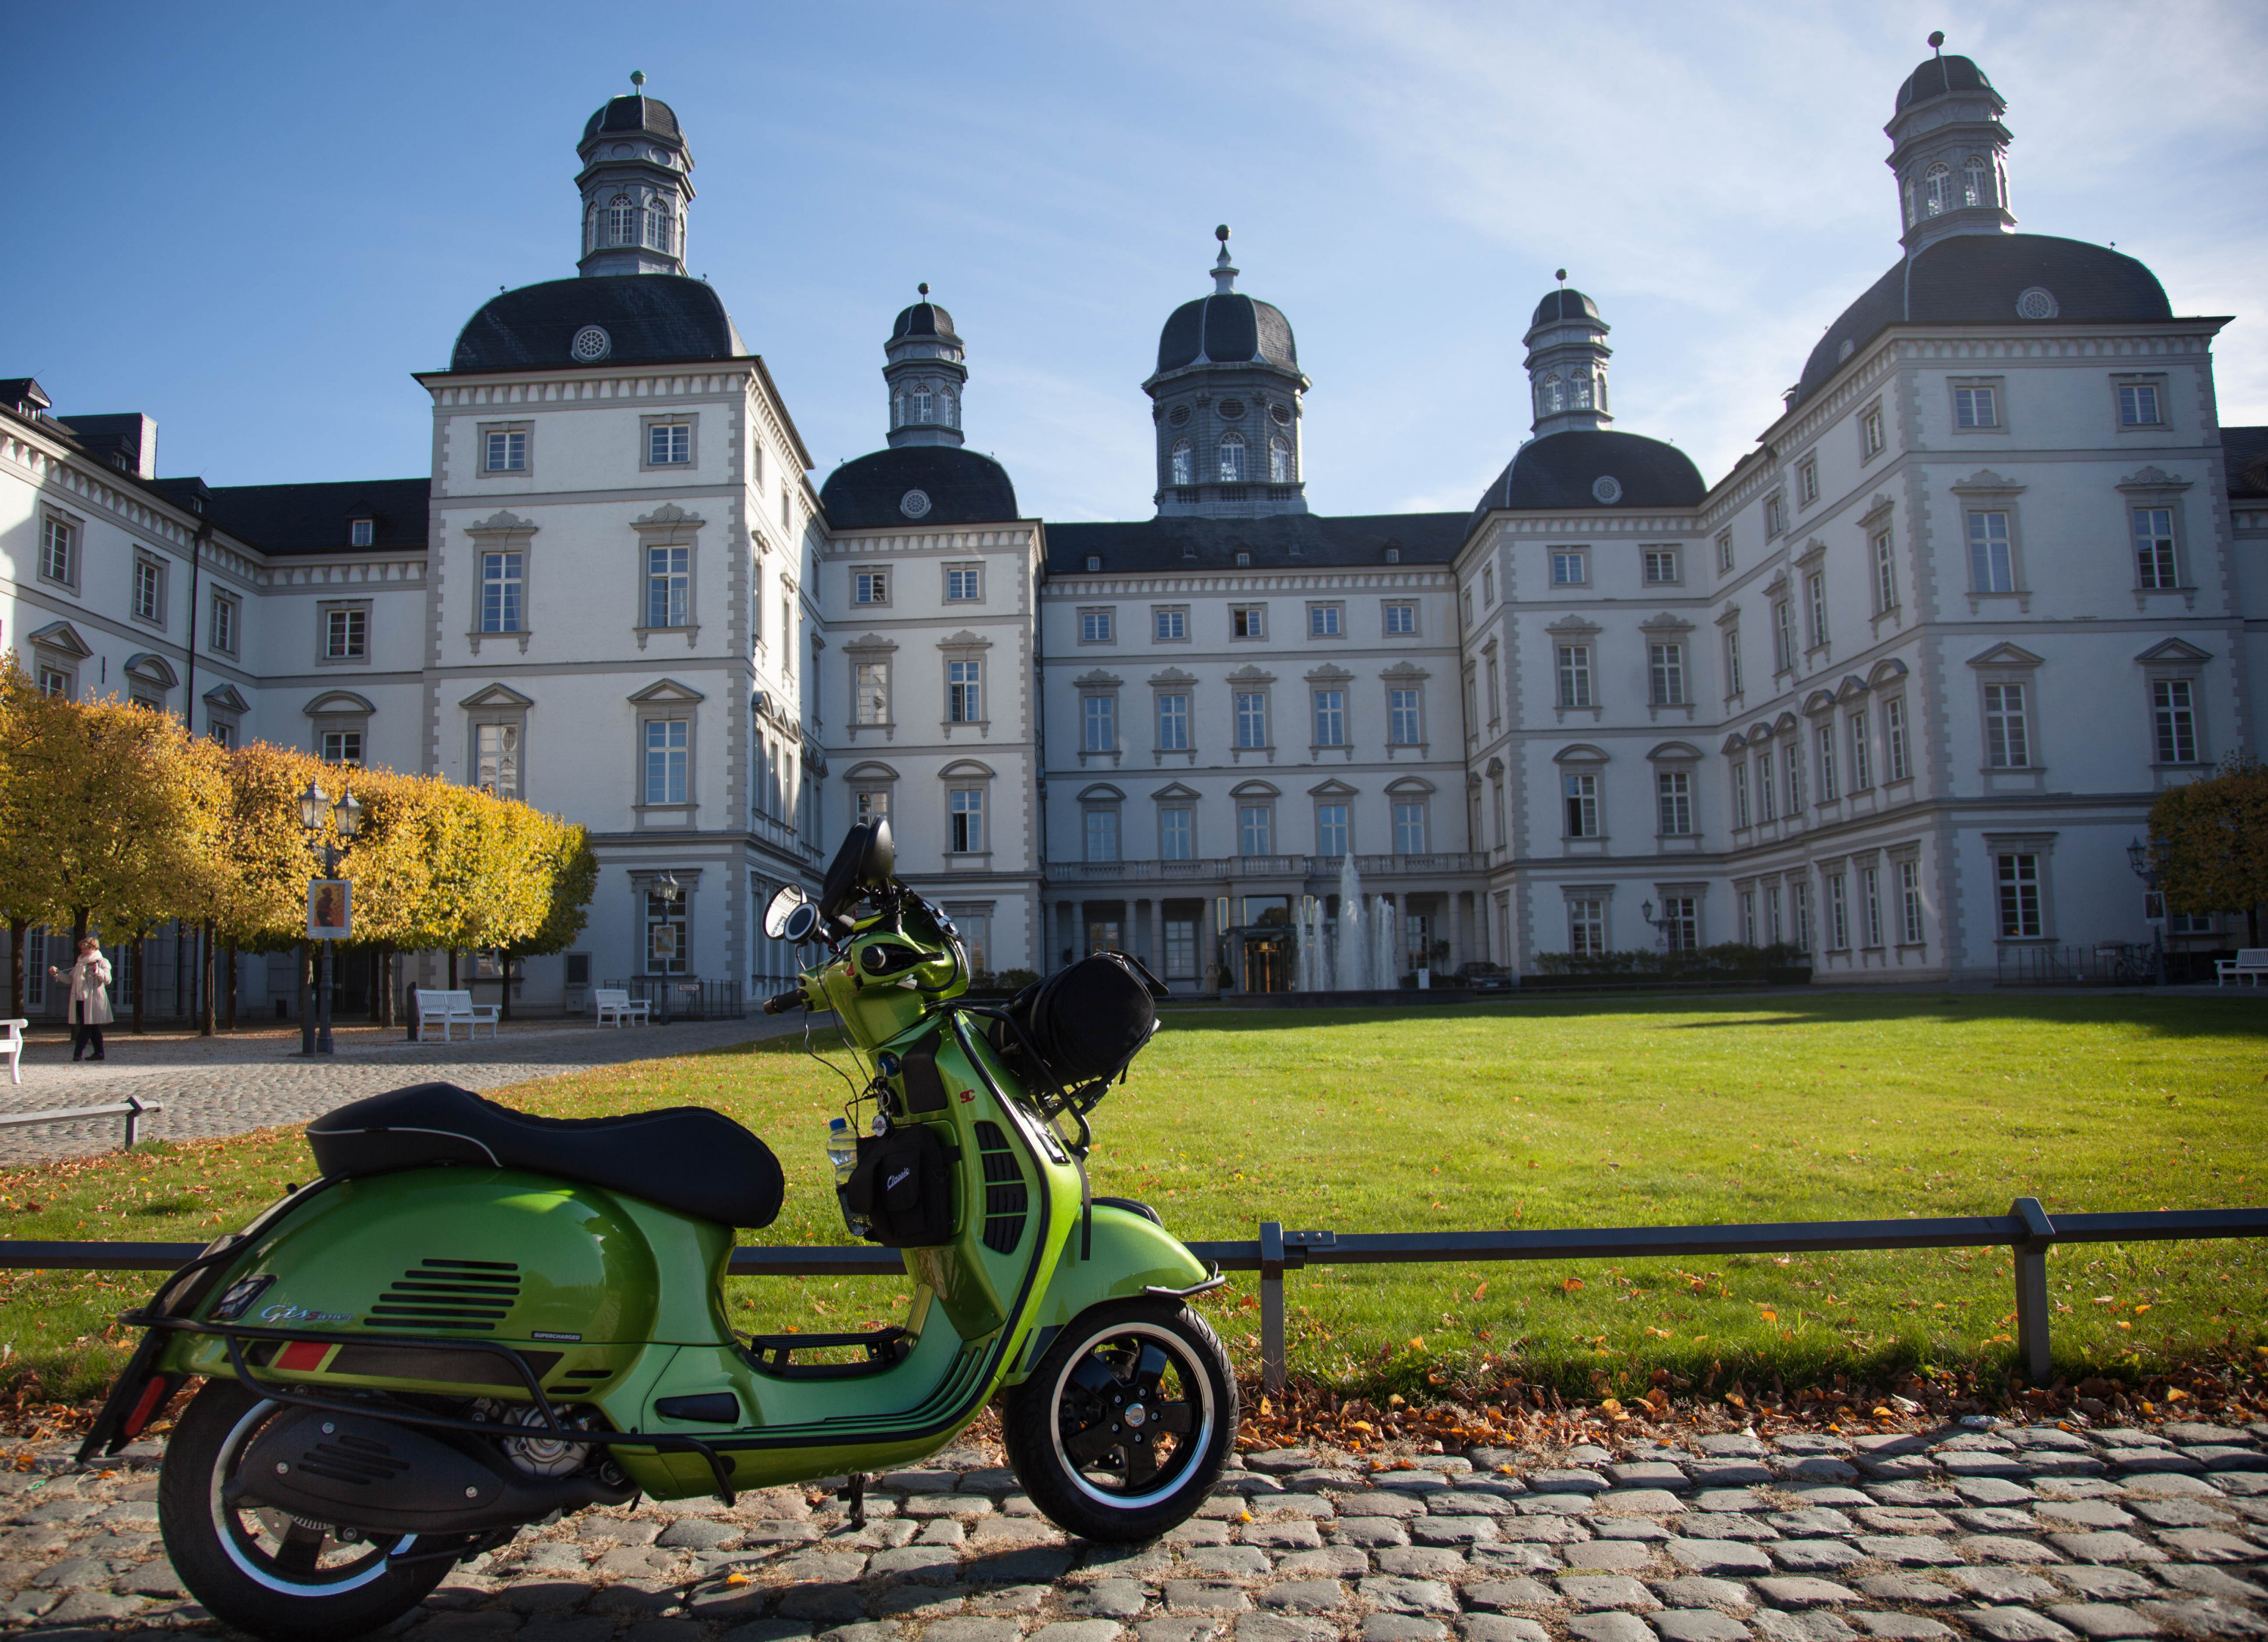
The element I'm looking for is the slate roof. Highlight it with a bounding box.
[1469,429,1706,526]
[582,94,682,145]
[1895,54,1997,113]
[448,275,745,373]
[1154,293,1299,376]
[1792,234,2173,410]
[2227,427,2268,501]
[891,301,959,342]
[820,446,1018,530]
[190,479,430,555]
[1529,288,1601,331]
[1046,511,1465,577]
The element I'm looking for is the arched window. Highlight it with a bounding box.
[1217,431,1246,483]
[1903,179,1916,228]
[1596,372,1609,413]
[1269,436,1291,482]
[1996,160,2009,211]
[1572,371,1594,410]
[1542,373,1565,414]
[646,199,675,252]
[1963,155,1988,209]
[941,387,959,429]
[891,392,904,429]
[1924,163,1954,216]
[912,385,933,423]
[584,204,599,254]
[1170,438,1193,485]
[609,194,637,246]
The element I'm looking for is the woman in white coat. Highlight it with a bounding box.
[51,937,113,1061]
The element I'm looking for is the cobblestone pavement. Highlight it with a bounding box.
[0,1018,802,1164]
[2,1415,2263,1640]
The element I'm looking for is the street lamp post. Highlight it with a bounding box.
[2125,836,2167,986]
[299,781,364,1055]
[1640,900,1671,953]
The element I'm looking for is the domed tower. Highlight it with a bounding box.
[884,287,967,448]
[1886,33,2014,254]
[577,72,696,278]
[1144,227,1310,519]
[1525,277,1613,438]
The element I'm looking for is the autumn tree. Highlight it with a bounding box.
[2149,754,2268,946]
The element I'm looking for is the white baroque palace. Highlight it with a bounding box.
[3,48,2262,1015]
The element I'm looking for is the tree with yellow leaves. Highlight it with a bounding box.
[2149,754,2268,947]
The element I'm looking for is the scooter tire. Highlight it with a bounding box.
[1002,1296,1237,1543]
[159,1377,451,1642]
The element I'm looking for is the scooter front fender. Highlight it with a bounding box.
[1002,1203,1215,1387]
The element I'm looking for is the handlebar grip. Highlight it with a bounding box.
[763,987,807,1015]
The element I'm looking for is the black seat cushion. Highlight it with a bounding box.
[306,1083,783,1229]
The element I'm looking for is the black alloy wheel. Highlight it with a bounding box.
[1002,1297,1235,1542]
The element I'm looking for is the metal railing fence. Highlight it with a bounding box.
[7,1200,2260,1396]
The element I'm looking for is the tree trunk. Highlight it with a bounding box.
[448,949,459,990]
[376,946,394,1027]
[7,918,23,1026]
[498,952,513,1022]
[72,908,88,949]
[225,940,239,1032]
[174,922,187,1019]
[2251,905,2261,948]
[134,934,147,1034]
[199,919,216,1036]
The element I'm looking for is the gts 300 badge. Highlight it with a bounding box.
[207,1275,347,1325]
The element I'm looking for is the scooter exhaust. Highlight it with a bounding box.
[225,1411,635,1537]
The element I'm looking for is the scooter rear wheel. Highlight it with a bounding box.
[1002,1297,1236,1542]
[159,1378,450,1641]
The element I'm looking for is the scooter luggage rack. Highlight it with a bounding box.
[744,1324,909,1379]
[125,1312,745,1507]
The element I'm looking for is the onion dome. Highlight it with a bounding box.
[1470,429,1703,527]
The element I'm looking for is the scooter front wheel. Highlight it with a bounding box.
[1002,1297,1236,1542]
[158,1378,450,1641]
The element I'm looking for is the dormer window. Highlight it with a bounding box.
[349,519,374,547]
[912,386,933,423]
[644,199,675,253]
[609,194,637,246]
[1964,154,1988,207]
[1170,439,1193,485]
[1541,373,1565,414]
[1924,163,1954,216]
[1572,372,1593,410]
[1269,437,1291,482]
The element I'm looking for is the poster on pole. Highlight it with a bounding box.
[308,880,352,942]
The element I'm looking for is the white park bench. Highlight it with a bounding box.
[593,987,650,1027]
[1,1018,22,1085]
[417,989,500,1042]
[2216,948,2268,987]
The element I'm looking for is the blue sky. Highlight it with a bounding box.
[11,2,2264,523]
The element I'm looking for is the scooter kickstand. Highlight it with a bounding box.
[838,1472,867,1531]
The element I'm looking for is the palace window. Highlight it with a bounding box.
[1217,432,1246,483]
[1731,759,1750,829]
[1861,865,1883,946]
[949,788,984,853]
[945,565,981,601]
[1317,804,1349,857]
[1657,770,1693,836]
[485,429,527,472]
[1234,692,1268,748]
[134,556,165,624]
[1661,897,1698,953]
[1954,385,1999,429]
[854,570,888,605]
[1644,547,1680,584]
[476,722,519,801]
[1232,606,1264,639]
[1551,548,1588,586]
[1170,439,1193,485]
[482,551,524,633]
[1312,689,1346,747]
[1873,530,1898,613]
[1995,853,2042,939]
[1797,458,1819,506]
[1563,773,1600,838]
[1885,697,1911,782]
[1384,601,1417,634]
[1556,644,1594,709]
[1925,163,1955,215]
[643,719,689,805]
[1157,693,1189,751]
[644,887,688,974]
[1964,154,1988,206]
[2152,679,2198,764]
[1568,898,1605,956]
[647,422,691,465]
[1080,609,1114,643]
[947,660,981,723]
[1816,724,1837,802]
[1724,624,1744,696]
[609,194,637,246]
[210,591,238,655]
[1773,600,1796,671]
[645,545,689,627]
[2134,507,2178,589]
[1394,801,1427,854]
[1716,530,1734,573]
[1807,570,1829,647]
[1238,805,1272,857]
[1757,751,1775,822]
[1160,807,1192,861]
[854,662,889,725]
[1389,688,1421,745]
[1082,694,1116,752]
[1154,608,1186,640]
[1649,643,1686,707]
[1269,437,1292,482]
[1967,510,2015,591]
[1984,683,2031,768]
[1848,711,1872,789]
[2119,382,2164,426]
[321,730,363,767]
[1309,604,1342,637]
[325,607,368,660]
[1860,402,1885,458]
[39,515,76,586]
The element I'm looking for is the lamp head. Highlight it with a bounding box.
[298,781,329,833]
[337,788,364,839]
[1642,900,1654,923]
[2126,837,2148,876]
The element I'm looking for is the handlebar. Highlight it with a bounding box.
[762,987,807,1015]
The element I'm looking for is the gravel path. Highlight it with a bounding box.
[0,1017,807,1164]
[2,1414,2263,1638]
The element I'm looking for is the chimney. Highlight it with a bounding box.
[54,412,159,479]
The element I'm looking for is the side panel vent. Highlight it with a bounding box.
[973,1121,1027,1256]
[365,1259,520,1332]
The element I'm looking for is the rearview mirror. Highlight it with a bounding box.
[764,884,809,940]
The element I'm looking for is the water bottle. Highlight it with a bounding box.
[826,1117,857,1185]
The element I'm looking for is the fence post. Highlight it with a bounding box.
[2010,1196,2056,1383]
[1259,1220,1286,1396]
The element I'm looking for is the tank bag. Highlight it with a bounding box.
[841,1121,955,1247]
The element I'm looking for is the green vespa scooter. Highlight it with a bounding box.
[79,818,1235,1642]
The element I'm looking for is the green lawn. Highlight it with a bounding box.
[4,993,2263,1408]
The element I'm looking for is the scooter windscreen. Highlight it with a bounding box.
[817,816,895,923]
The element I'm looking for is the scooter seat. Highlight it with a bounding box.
[306,1082,784,1229]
